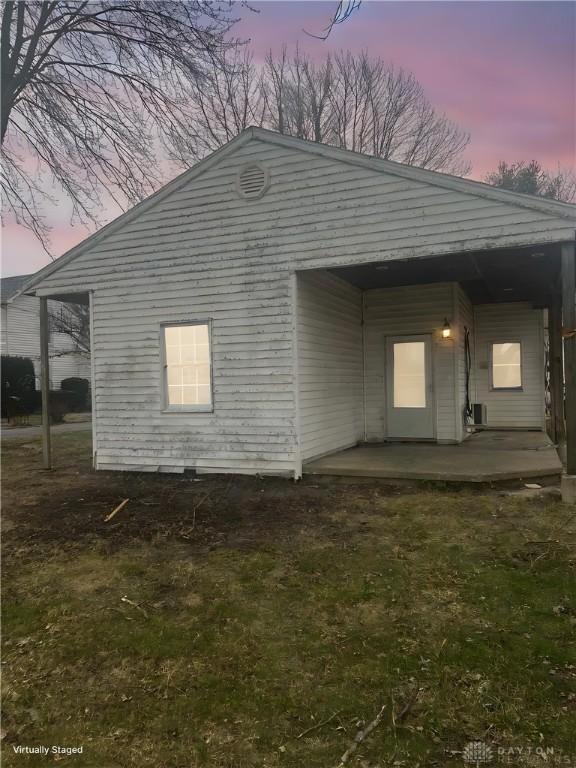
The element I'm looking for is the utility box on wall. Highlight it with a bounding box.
[473,403,487,426]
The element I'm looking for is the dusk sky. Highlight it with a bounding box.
[2,0,574,277]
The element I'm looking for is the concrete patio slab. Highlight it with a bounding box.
[304,431,563,482]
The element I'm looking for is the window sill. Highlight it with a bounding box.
[161,406,214,414]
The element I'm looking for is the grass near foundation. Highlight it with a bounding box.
[2,431,575,767]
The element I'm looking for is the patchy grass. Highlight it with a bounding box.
[2,431,575,767]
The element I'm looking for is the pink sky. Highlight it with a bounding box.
[2,0,574,277]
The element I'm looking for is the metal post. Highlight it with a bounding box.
[40,296,52,470]
[561,242,576,475]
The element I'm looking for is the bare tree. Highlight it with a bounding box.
[169,49,267,164]
[262,47,334,144]
[1,4,471,250]
[188,47,471,175]
[302,51,470,173]
[485,161,576,202]
[49,302,90,355]
[1,1,241,251]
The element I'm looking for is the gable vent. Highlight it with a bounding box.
[236,163,270,200]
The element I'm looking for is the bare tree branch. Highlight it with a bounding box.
[1,1,243,253]
[304,0,362,41]
[49,302,90,355]
[186,47,471,175]
[1,6,473,252]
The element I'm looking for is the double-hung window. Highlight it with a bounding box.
[162,322,212,410]
[491,342,522,390]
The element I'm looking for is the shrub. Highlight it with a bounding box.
[60,377,89,396]
[19,390,42,414]
[1,356,35,418]
[6,396,30,425]
[8,391,78,424]
[49,391,74,423]
[60,377,90,411]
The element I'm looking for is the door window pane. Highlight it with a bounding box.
[492,342,522,388]
[163,323,212,408]
[393,341,426,408]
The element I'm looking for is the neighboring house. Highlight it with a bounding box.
[1,274,91,389]
[19,128,575,476]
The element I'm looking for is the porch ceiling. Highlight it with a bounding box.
[329,243,561,305]
[34,292,89,305]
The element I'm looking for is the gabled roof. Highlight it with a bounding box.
[20,127,576,296]
[257,128,576,219]
[1,274,33,303]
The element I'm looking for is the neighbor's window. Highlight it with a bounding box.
[163,323,212,409]
[492,342,522,389]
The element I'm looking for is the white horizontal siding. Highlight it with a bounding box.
[364,283,458,442]
[50,353,91,389]
[90,270,296,474]
[36,140,572,296]
[1,295,90,389]
[27,136,569,473]
[473,303,545,429]
[1,306,7,354]
[3,295,41,364]
[297,271,363,462]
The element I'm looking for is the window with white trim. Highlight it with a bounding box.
[491,342,522,389]
[162,323,212,409]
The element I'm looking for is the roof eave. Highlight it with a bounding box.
[17,126,576,297]
[248,126,576,222]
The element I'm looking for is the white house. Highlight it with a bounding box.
[18,128,576,479]
[1,274,91,389]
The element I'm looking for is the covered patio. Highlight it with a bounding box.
[304,430,563,483]
[295,238,575,493]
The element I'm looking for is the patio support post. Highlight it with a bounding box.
[40,296,52,470]
[548,294,565,445]
[561,242,576,486]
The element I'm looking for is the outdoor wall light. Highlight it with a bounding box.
[442,318,452,339]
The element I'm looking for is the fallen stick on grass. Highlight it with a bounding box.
[121,596,149,618]
[105,498,129,522]
[297,711,340,740]
[109,607,134,621]
[191,490,212,530]
[337,703,387,766]
[392,685,419,729]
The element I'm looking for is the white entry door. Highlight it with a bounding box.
[386,335,435,439]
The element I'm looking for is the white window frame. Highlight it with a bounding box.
[490,340,523,391]
[160,320,214,413]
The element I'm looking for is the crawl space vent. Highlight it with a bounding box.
[236,164,269,200]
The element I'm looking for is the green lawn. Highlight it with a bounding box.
[2,432,575,767]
